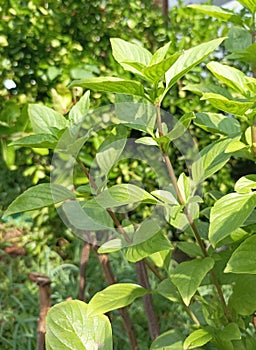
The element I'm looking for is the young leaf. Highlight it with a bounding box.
[3,184,75,218]
[28,104,67,134]
[165,38,225,91]
[183,329,212,350]
[225,235,256,274]
[170,257,215,306]
[88,283,148,316]
[95,184,158,209]
[237,0,256,13]
[201,93,253,115]
[150,329,184,350]
[234,175,256,193]
[188,4,243,25]
[209,192,256,247]
[194,112,240,137]
[69,77,145,97]
[46,300,112,350]
[97,239,124,254]
[69,90,90,125]
[150,41,171,65]
[206,62,249,96]
[110,38,152,74]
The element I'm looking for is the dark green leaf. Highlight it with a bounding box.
[150,329,184,350]
[229,275,256,315]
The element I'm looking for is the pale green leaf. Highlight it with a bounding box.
[135,136,158,146]
[88,283,148,316]
[207,61,249,96]
[69,90,90,125]
[110,38,152,73]
[183,329,212,350]
[156,278,181,303]
[151,189,178,205]
[98,239,123,254]
[28,104,67,134]
[188,4,243,24]
[209,192,256,247]
[237,0,256,13]
[229,275,256,315]
[126,232,172,263]
[225,235,256,274]
[201,93,253,115]
[170,257,215,306]
[62,200,114,231]
[95,184,158,209]
[165,38,225,90]
[192,138,233,182]
[143,53,181,82]
[45,300,112,350]
[3,184,75,218]
[10,133,58,149]
[150,42,171,65]
[235,175,256,194]
[194,112,240,137]
[96,127,127,177]
[69,77,145,97]
[150,329,184,350]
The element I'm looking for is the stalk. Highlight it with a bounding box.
[155,102,232,323]
[251,16,256,158]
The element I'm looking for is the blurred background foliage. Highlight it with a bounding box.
[0,0,248,349]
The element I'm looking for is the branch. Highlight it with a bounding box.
[78,242,90,301]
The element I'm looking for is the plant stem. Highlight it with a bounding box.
[78,242,90,301]
[155,102,232,323]
[136,260,160,340]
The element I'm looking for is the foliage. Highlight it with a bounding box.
[2,0,256,349]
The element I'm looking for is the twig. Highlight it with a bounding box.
[29,272,51,350]
[78,242,90,301]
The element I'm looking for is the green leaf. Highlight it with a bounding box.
[225,26,252,52]
[201,93,253,115]
[188,4,243,24]
[166,112,195,141]
[45,300,112,350]
[209,193,256,247]
[229,275,256,315]
[151,190,178,205]
[165,37,226,90]
[237,0,256,13]
[150,42,171,65]
[217,323,241,341]
[115,98,156,135]
[3,184,75,218]
[69,77,145,97]
[110,38,152,74]
[69,90,90,125]
[62,200,114,231]
[142,53,181,83]
[150,329,184,350]
[225,235,256,274]
[176,242,203,258]
[194,112,240,137]
[88,283,148,316]
[156,278,181,303]
[126,219,171,262]
[235,175,256,194]
[207,61,249,96]
[98,239,123,254]
[227,43,256,67]
[184,82,233,99]
[95,184,158,209]
[95,126,127,178]
[135,136,158,146]
[28,104,67,134]
[192,138,233,183]
[170,257,215,306]
[10,133,58,149]
[183,328,212,350]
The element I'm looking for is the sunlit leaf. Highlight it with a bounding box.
[183,329,212,350]
[234,175,256,194]
[188,4,243,24]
